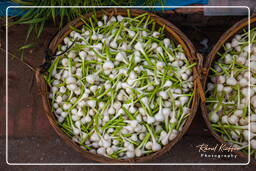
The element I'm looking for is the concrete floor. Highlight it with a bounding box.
[1,11,256,170]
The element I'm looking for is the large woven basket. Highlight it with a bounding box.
[35,8,205,163]
[200,15,256,163]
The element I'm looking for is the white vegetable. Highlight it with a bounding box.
[48,13,193,159]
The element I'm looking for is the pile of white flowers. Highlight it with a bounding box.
[46,13,195,159]
[206,28,256,158]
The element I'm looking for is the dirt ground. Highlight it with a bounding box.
[1,11,256,170]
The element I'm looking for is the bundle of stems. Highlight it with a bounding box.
[10,0,165,46]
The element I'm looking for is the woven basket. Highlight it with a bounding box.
[34,8,205,163]
[201,15,256,163]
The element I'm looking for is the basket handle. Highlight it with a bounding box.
[35,68,49,96]
[195,53,206,103]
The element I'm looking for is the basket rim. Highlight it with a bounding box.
[37,8,201,163]
[200,15,256,163]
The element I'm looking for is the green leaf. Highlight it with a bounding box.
[69,25,82,33]
[19,17,46,24]
[51,7,56,24]
[19,43,33,51]
[37,21,45,38]
[25,24,34,42]
[11,0,33,5]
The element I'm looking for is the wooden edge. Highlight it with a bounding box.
[163,5,204,14]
